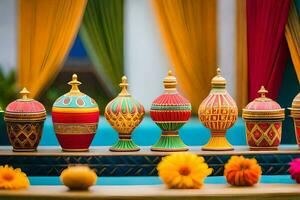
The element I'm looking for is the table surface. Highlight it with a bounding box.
[0,145,300,156]
[1,183,300,200]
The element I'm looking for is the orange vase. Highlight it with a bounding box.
[198,68,238,151]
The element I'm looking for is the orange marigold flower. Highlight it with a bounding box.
[157,153,212,189]
[0,165,30,190]
[224,156,262,186]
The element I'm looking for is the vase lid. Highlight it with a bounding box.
[151,70,191,106]
[6,87,46,113]
[52,74,98,110]
[242,86,284,119]
[105,76,144,118]
[118,76,131,97]
[211,68,226,88]
[163,70,177,92]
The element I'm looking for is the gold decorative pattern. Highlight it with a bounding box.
[246,122,281,146]
[6,122,43,151]
[53,123,98,134]
[5,112,46,121]
[199,93,237,130]
[104,112,144,134]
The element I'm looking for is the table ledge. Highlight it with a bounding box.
[1,184,300,200]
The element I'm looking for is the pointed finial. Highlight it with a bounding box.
[163,70,177,92]
[258,86,268,98]
[217,67,221,76]
[211,67,226,88]
[119,76,130,96]
[20,87,30,100]
[68,74,81,93]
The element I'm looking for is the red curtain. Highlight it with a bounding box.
[247,0,291,100]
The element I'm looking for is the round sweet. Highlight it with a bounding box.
[224,156,262,186]
[60,166,97,190]
[289,158,300,183]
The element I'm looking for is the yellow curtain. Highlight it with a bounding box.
[236,0,248,113]
[152,0,217,112]
[18,0,87,98]
[285,1,300,82]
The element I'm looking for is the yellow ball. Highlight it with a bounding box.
[60,165,97,190]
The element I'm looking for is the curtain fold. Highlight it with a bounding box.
[285,1,300,82]
[152,0,217,112]
[80,0,124,97]
[18,0,87,98]
[247,0,291,100]
[236,0,248,112]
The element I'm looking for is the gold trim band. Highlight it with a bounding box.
[54,123,98,134]
[52,107,99,113]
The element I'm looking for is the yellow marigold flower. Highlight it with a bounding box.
[0,165,30,190]
[157,153,212,189]
[224,156,262,186]
[60,165,97,190]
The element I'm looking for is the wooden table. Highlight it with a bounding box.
[1,184,300,200]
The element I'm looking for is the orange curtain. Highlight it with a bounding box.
[152,0,217,112]
[285,1,300,82]
[18,0,87,98]
[236,0,248,112]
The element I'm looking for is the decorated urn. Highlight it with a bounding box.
[289,92,300,148]
[242,86,285,150]
[105,76,145,152]
[4,88,46,151]
[52,74,100,151]
[150,70,191,151]
[198,68,238,151]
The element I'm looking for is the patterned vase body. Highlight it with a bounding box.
[105,76,145,151]
[198,68,238,151]
[4,88,46,151]
[290,92,300,148]
[52,74,100,151]
[150,71,191,151]
[242,86,285,150]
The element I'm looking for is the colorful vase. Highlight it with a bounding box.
[289,92,300,148]
[105,76,145,152]
[198,68,238,151]
[52,74,100,151]
[242,86,285,150]
[150,71,191,152]
[4,88,46,151]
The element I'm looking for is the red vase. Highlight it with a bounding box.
[242,86,285,150]
[52,74,100,151]
[150,71,191,151]
[4,88,46,152]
